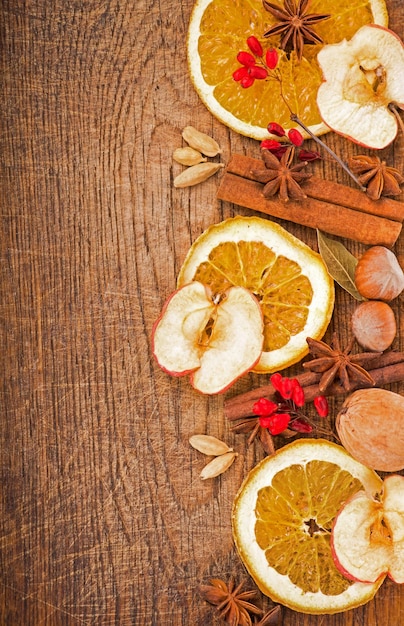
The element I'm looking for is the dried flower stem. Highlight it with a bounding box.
[288,409,339,441]
[290,113,366,191]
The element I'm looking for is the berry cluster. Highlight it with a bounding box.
[232,36,278,89]
[252,373,329,436]
[233,38,321,163]
[262,122,321,162]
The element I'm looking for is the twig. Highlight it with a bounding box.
[290,113,367,191]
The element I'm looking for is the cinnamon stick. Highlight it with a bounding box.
[226,154,404,222]
[297,363,404,403]
[217,157,403,247]
[217,173,402,247]
[224,352,404,421]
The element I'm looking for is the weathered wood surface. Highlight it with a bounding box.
[1,1,404,624]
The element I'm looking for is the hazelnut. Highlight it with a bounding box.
[354,246,404,301]
[351,300,396,351]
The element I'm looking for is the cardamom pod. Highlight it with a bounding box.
[189,434,232,456]
[173,162,224,188]
[200,451,238,480]
[182,126,222,157]
[173,147,207,166]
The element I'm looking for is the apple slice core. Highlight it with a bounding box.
[317,25,404,149]
[190,285,264,394]
[152,281,264,394]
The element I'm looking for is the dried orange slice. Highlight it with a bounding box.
[232,439,384,614]
[177,216,334,373]
[187,0,388,139]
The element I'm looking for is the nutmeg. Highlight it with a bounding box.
[351,300,396,352]
[336,388,404,471]
[354,246,404,301]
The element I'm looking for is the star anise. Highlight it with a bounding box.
[199,578,263,626]
[303,333,381,393]
[348,155,404,200]
[252,147,311,202]
[262,0,331,61]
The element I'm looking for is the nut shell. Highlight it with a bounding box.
[173,147,207,166]
[355,246,404,301]
[336,388,404,472]
[351,300,396,351]
[181,126,222,157]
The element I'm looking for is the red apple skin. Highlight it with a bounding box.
[151,284,201,377]
[370,23,404,52]
[386,572,404,584]
[330,526,387,585]
[332,532,404,586]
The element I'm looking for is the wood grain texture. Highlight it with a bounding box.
[1,1,403,624]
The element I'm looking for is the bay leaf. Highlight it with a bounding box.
[317,230,364,300]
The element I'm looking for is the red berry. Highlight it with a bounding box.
[314,395,329,418]
[298,149,321,162]
[253,398,277,416]
[270,146,289,160]
[237,50,256,67]
[267,413,290,435]
[249,65,268,80]
[280,377,293,400]
[270,372,284,394]
[290,418,313,433]
[260,139,282,151]
[232,66,249,82]
[267,122,285,137]
[259,415,273,428]
[247,36,263,57]
[240,74,255,88]
[270,374,293,399]
[288,128,304,146]
[291,381,305,407]
[265,47,278,70]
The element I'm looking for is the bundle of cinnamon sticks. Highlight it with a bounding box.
[217,154,404,246]
[224,352,404,421]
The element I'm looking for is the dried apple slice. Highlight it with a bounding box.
[317,25,404,149]
[331,475,404,584]
[152,281,263,394]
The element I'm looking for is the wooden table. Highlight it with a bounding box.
[1,1,404,624]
